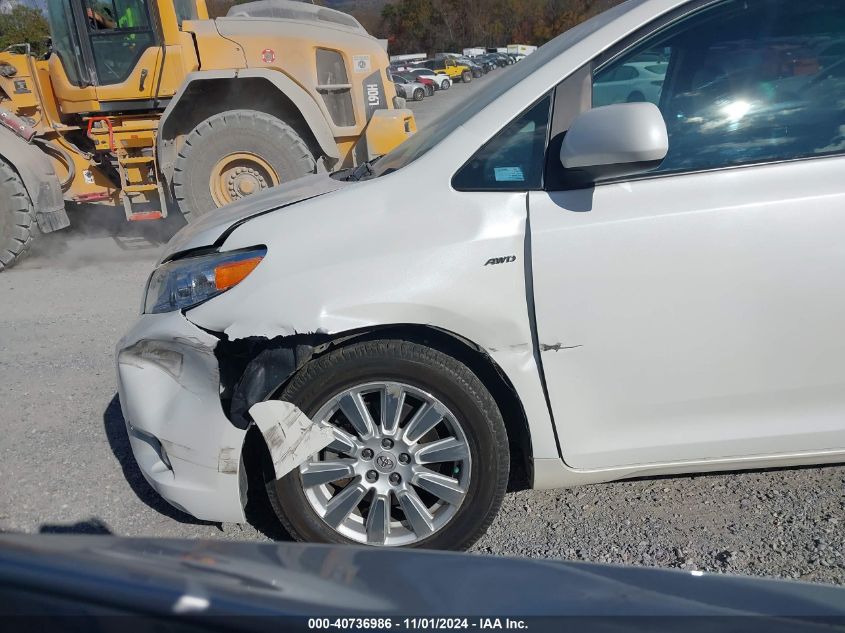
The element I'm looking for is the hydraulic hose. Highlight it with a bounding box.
[33,137,76,191]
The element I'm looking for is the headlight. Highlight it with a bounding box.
[144,247,266,314]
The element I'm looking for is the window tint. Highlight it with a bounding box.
[592,0,845,174]
[47,0,85,85]
[83,0,156,85]
[452,95,551,191]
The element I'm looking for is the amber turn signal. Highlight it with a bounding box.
[215,256,263,291]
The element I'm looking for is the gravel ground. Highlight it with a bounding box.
[1,69,843,586]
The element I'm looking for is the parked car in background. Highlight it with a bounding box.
[419,57,473,83]
[475,53,507,69]
[117,0,845,551]
[474,56,498,73]
[391,75,427,101]
[407,67,452,90]
[397,73,435,97]
[493,52,515,65]
[486,53,510,67]
[453,56,486,77]
[593,60,668,105]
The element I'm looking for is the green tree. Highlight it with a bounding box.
[375,0,624,55]
[0,5,50,56]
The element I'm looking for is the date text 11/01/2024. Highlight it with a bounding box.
[308,618,529,630]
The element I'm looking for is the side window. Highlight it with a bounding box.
[592,0,845,174]
[316,48,356,127]
[83,0,157,85]
[452,95,551,191]
[172,0,198,27]
[47,0,86,85]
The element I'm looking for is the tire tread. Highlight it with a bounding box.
[172,109,315,222]
[0,161,36,272]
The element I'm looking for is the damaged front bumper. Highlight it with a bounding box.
[115,311,248,524]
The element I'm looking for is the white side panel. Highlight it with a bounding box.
[185,134,560,460]
[530,157,845,469]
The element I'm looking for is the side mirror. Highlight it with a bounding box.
[560,103,668,184]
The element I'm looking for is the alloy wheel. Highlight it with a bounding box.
[299,381,472,546]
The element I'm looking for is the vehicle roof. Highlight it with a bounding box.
[225,0,366,35]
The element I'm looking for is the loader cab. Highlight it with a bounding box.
[45,0,198,114]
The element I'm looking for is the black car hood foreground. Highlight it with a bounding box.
[1,535,844,633]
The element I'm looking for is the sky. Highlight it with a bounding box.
[1,0,48,12]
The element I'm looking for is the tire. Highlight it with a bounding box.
[0,159,36,272]
[461,70,472,83]
[413,88,425,101]
[173,109,316,222]
[266,339,510,550]
[441,78,451,90]
[627,91,646,102]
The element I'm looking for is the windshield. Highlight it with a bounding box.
[368,0,646,178]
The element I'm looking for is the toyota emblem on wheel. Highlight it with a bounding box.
[376,454,395,471]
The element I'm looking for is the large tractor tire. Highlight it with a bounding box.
[173,109,316,222]
[0,158,36,272]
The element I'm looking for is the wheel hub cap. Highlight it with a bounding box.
[209,152,280,208]
[374,452,397,473]
[228,167,267,198]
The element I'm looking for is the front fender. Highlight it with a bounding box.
[157,69,340,181]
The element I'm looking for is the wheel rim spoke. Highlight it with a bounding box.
[381,384,405,435]
[366,492,391,544]
[397,488,434,537]
[413,469,466,506]
[300,459,355,488]
[415,436,468,464]
[323,481,368,528]
[326,426,358,456]
[338,392,375,439]
[402,403,444,444]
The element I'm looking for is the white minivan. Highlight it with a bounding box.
[117,0,845,549]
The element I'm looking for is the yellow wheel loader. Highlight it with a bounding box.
[0,0,415,270]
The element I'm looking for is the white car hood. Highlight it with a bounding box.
[159,173,349,262]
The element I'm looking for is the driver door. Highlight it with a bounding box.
[81,0,161,103]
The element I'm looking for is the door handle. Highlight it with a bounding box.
[139,68,148,91]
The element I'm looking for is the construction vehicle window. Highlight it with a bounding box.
[316,48,356,127]
[172,0,198,27]
[83,0,156,85]
[47,0,85,86]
